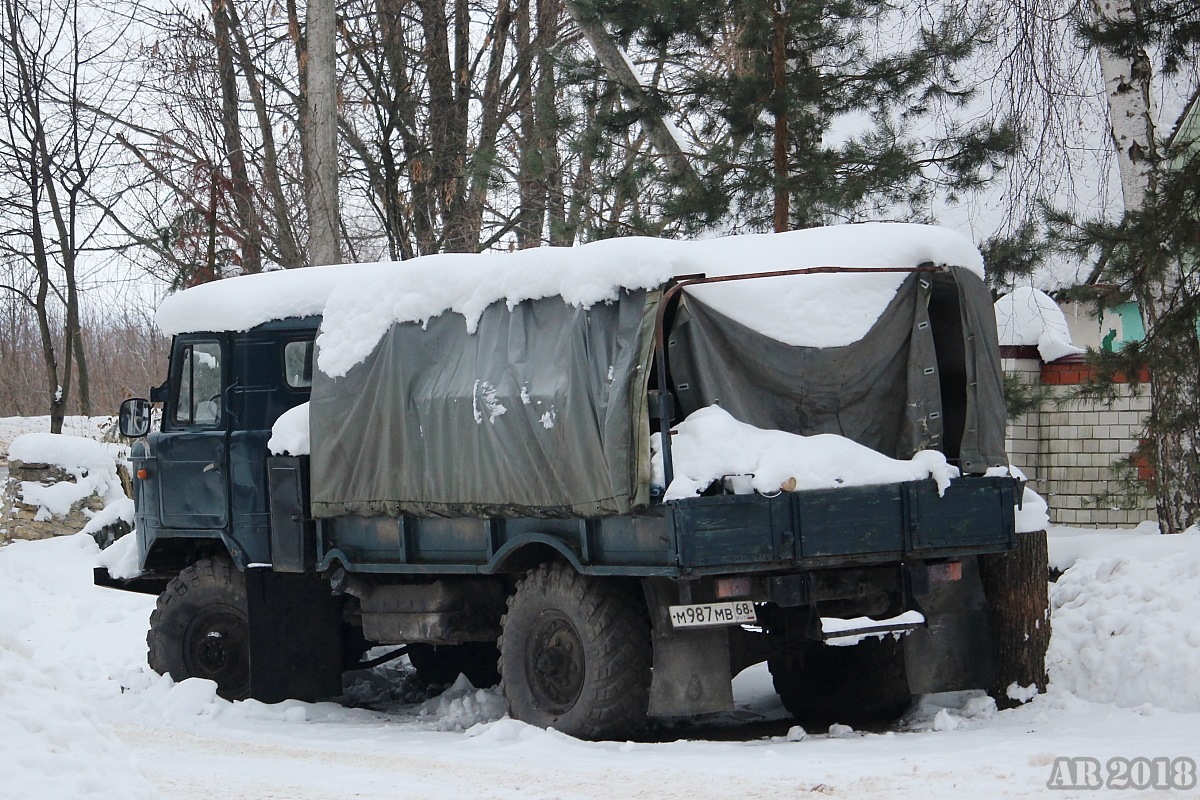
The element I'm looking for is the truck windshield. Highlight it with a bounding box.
[174,341,223,426]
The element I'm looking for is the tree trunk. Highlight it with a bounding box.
[463,0,514,245]
[771,1,788,233]
[978,531,1050,709]
[72,327,90,415]
[515,0,541,249]
[304,0,340,265]
[1147,360,1200,533]
[1091,0,1157,211]
[212,0,263,274]
[225,0,303,268]
[538,0,568,245]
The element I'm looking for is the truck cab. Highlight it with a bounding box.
[130,318,317,574]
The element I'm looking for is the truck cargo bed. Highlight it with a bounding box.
[306,470,1018,578]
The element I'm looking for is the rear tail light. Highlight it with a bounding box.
[929,562,963,582]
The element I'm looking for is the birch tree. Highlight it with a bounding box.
[1078,0,1200,534]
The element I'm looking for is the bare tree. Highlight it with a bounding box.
[0,0,122,431]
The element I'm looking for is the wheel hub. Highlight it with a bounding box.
[183,605,249,692]
[527,612,585,714]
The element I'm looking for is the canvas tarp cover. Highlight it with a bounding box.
[668,268,1008,473]
[309,290,658,519]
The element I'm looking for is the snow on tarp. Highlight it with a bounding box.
[155,223,984,378]
[994,286,1084,362]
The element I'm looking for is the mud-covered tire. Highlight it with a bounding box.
[499,562,651,740]
[769,636,912,727]
[147,557,250,700]
[407,642,501,688]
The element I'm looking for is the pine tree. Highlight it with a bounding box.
[1058,0,1200,534]
[574,0,1017,233]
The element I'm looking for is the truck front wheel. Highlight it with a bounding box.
[147,557,250,700]
[499,562,650,740]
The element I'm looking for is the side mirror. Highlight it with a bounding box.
[119,398,152,438]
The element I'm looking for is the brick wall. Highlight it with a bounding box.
[1002,352,1156,528]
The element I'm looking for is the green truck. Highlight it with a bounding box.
[98,227,1023,740]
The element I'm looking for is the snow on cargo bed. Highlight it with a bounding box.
[650,405,960,500]
[154,223,984,378]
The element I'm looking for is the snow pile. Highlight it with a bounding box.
[8,432,129,522]
[0,628,160,800]
[994,287,1084,362]
[1045,520,1164,572]
[414,674,507,731]
[904,692,998,733]
[1046,527,1200,711]
[464,717,565,744]
[268,402,310,456]
[0,535,160,799]
[97,526,142,579]
[154,676,221,718]
[651,405,959,500]
[1013,488,1049,534]
[0,415,113,459]
[154,224,984,378]
[82,497,135,538]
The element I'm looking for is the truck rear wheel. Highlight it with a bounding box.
[499,562,650,740]
[407,642,501,688]
[769,636,911,727]
[147,557,250,700]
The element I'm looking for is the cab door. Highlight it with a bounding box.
[157,336,230,531]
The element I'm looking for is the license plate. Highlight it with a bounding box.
[668,601,757,628]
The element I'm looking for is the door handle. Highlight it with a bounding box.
[203,463,218,473]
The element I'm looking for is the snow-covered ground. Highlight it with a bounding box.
[3,525,1199,799]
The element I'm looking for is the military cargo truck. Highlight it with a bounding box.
[98,225,1026,739]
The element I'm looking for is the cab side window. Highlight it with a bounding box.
[284,339,314,389]
[173,341,223,426]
